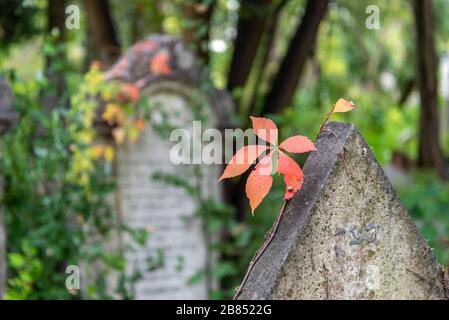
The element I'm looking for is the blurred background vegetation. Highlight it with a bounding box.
[0,0,449,299]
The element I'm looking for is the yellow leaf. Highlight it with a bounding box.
[102,103,125,125]
[112,128,126,145]
[90,145,105,159]
[104,146,115,162]
[128,127,139,143]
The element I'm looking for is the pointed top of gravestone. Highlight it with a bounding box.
[104,34,200,87]
[0,78,18,134]
[238,122,447,300]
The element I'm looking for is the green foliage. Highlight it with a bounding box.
[0,0,42,51]
[398,172,449,266]
[0,49,145,300]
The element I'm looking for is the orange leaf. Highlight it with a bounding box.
[135,118,146,131]
[333,98,355,113]
[279,135,316,154]
[250,116,278,146]
[150,52,172,75]
[119,83,140,103]
[90,60,102,71]
[277,151,304,200]
[246,163,273,214]
[219,145,270,181]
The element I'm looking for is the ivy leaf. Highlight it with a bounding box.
[333,98,355,113]
[279,135,316,154]
[102,103,125,125]
[245,162,273,214]
[250,116,278,146]
[277,151,304,200]
[219,145,270,181]
[150,52,172,75]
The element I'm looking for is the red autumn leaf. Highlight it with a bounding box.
[250,116,278,146]
[150,52,172,75]
[118,83,140,103]
[333,98,355,113]
[219,116,316,214]
[257,150,278,176]
[277,151,304,200]
[246,162,273,214]
[279,135,316,154]
[219,145,270,181]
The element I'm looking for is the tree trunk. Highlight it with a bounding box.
[227,0,272,95]
[0,145,5,298]
[246,0,287,117]
[181,0,215,65]
[84,0,120,67]
[45,0,66,110]
[414,0,446,178]
[260,0,328,115]
[0,170,5,299]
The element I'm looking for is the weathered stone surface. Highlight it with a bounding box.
[238,122,447,300]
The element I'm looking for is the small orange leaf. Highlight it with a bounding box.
[246,163,273,214]
[90,60,102,71]
[279,135,316,154]
[333,98,355,113]
[150,52,172,75]
[118,83,140,103]
[250,116,278,146]
[90,145,105,159]
[219,145,270,181]
[277,151,304,200]
[135,118,146,131]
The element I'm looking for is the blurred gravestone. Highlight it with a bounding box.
[238,122,448,300]
[104,35,229,299]
[0,78,18,299]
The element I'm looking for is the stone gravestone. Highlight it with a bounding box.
[238,122,448,300]
[0,78,18,299]
[104,35,226,299]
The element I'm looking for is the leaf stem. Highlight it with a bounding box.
[318,103,336,133]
